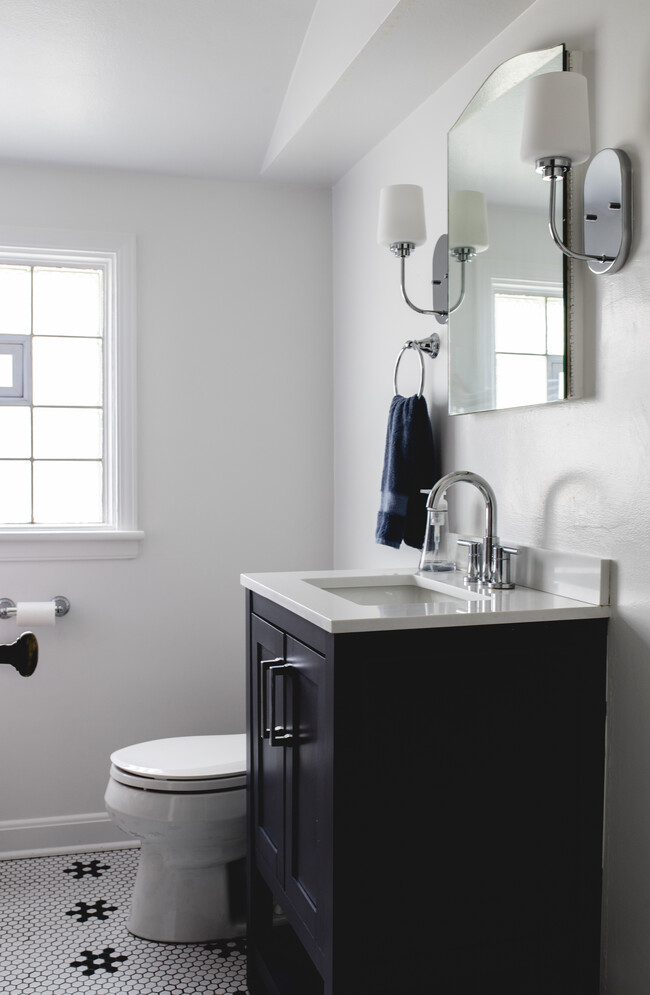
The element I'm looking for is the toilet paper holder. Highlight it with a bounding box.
[0,596,71,620]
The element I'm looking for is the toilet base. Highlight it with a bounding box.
[128,842,246,943]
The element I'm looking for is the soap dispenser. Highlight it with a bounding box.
[418,498,455,572]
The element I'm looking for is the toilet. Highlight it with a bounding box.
[104,733,247,944]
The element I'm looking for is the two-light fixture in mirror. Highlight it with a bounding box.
[378,44,632,415]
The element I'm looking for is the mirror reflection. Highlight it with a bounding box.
[448,46,569,415]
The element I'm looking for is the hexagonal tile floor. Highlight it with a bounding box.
[0,849,248,993]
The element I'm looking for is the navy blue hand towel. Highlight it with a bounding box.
[375,393,437,549]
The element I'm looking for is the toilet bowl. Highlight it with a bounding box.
[104,733,247,943]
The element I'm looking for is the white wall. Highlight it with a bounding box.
[0,163,332,853]
[333,0,650,990]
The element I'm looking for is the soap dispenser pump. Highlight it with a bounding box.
[418,497,455,572]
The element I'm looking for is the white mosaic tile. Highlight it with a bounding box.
[0,850,248,994]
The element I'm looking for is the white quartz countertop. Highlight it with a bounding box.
[241,561,611,634]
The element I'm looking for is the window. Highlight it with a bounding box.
[0,229,141,559]
[493,283,564,409]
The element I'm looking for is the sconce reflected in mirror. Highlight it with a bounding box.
[377,184,489,328]
[448,190,489,312]
[520,71,632,274]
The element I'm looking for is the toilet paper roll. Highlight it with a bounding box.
[15,602,56,627]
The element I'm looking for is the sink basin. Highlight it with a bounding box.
[304,572,489,606]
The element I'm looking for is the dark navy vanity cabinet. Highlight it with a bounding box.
[245,590,608,995]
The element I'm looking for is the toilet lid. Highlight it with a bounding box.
[110,734,246,780]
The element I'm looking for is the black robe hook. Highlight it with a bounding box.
[0,632,38,677]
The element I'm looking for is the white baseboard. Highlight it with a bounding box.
[0,812,137,860]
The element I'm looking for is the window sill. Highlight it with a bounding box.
[0,529,144,561]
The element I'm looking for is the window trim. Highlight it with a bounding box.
[0,226,143,560]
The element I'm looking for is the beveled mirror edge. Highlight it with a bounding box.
[565,48,583,403]
[450,44,566,134]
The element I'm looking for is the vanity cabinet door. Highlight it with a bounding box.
[282,635,331,946]
[250,614,285,887]
[249,612,331,955]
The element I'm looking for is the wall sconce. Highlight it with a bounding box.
[521,70,632,274]
[377,185,488,333]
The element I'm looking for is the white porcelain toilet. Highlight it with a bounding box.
[104,733,247,944]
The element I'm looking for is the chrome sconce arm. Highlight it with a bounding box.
[538,151,632,274]
[395,244,444,317]
[390,247,443,360]
[447,245,470,314]
[522,71,633,275]
[390,236,462,322]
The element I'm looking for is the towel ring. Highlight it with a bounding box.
[393,341,425,397]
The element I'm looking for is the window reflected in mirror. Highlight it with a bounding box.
[494,286,564,407]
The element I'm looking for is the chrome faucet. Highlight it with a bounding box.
[423,470,516,588]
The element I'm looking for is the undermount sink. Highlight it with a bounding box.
[304,572,490,606]
[242,554,610,632]
[242,553,610,633]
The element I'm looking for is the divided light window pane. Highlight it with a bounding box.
[32,337,103,406]
[547,297,564,354]
[0,407,31,458]
[33,268,103,337]
[0,266,32,336]
[33,461,103,524]
[33,408,103,460]
[0,460,32,524]
[494,294,547,355]
[496,354,548,408]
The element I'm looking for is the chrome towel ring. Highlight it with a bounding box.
[393,341,426,397]
[393,332,439,397]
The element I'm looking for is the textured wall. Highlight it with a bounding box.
[333,1,650,990]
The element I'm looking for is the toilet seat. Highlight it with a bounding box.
[109,734,247,793]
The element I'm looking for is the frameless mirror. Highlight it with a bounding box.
[448,45,573,415]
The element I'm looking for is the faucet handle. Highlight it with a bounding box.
[489,545,518,590]
[456,538,481,585]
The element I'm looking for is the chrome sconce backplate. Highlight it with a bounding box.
[432,235,450,325]
[583,148,632,274]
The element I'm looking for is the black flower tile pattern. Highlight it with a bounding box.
[0,849,248,994]
[63,859,111,880]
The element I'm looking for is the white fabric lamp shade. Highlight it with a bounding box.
[377,184,427,247]
[449,190,489,253]
[520,71,591,165]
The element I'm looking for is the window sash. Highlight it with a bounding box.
[0,227,141,558]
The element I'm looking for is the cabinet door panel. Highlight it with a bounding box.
[251,614,285,885]
[284,636,330,947]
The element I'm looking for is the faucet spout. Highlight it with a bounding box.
[425,470,498,583]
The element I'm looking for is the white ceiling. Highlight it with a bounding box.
[0,0,536,185]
